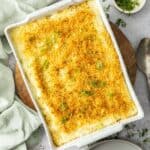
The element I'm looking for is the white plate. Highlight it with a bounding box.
[92,140,142,150]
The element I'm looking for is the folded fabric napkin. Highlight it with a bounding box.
[0,0,56,36]
[0,0,56,149]
[0,63,41,150]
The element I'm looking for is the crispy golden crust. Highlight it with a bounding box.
[11,0,137,146]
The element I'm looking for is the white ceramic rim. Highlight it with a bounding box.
[4,0,144,150]
[91,139,142,150]
[113,0,146,14]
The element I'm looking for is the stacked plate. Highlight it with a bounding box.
[92,140,142,150]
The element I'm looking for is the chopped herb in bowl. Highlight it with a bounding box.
[115,0,139,11]
[114,0,146,14]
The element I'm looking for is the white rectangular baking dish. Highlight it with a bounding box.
[5,0,144,150]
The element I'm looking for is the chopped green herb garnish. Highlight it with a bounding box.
[80,90,93,96]
[103,4,110,19]
[96,61,104,70]
[39,38,52,51]
[51,34,57,44]
[116,18,126,27]
[125,124,130,129]
[40,32,59,51]
[141,128,148,137]
[127,132,135,138]
[104,5,111,12]
[61,116,69,124]
[42,60,49,69]
[90,80,106,88]
[107,92,115,98]
[39,45,47,51]
[55,31,62,36]
[115,0,139,11]
[50,31,60,44]
[125,123,136,129]
[59,101,68,111]
[106,13,110,19]
[143,138,150,143]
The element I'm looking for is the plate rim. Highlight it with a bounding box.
[91,139,142,150]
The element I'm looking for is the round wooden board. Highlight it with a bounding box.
[15,22,137,110]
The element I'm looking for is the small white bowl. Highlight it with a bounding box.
[113,0,146,14]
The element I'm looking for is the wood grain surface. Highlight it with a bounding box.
[15,22,137,110]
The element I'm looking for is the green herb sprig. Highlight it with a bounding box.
[116,18,126,27]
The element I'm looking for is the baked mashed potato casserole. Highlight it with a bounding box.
[11,0,137,146]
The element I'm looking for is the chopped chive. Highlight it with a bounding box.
[39,32,59,51]
[104,5,111,12]
[39,38,51,51]
[50,31,59,44]
[125,124,136,129]
[39,45,47,51]
[125,124,130,129]
[127,132,134,138]
[61,116,69,124]
[141,128,148,137]
[96,61,104,70]
[116,18,126,28]
[42,60,49,69]
[90,80,106,88]
[59,101,68,111]
[51,35,56,44]
[107,92,115,98]
[55,31,62,36]
[80,90,93,96]
[143,137,150,143]
[106,13,110,19]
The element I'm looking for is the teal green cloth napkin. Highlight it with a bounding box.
[0,0,56,36]
[0,0,56,149]
[0,63,41,150]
